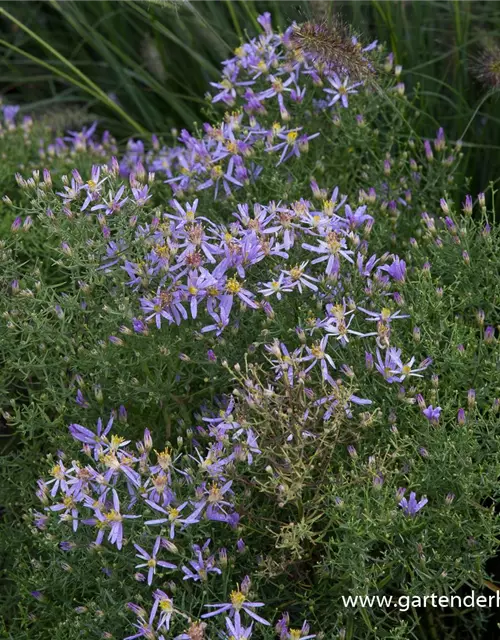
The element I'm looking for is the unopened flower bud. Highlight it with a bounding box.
[467,389,476,408]
[462,194,473,216]
[484,326,495,343]
[445,492,455,505]
[365,351,374,370]
[94,384,103,403]
[218,547,228,567]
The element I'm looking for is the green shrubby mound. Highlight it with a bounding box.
[0,13,499,640]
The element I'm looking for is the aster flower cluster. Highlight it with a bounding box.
[36,397,322,637]
[112,13,382,199]
[5,11,500,640]
[38,411,246,550]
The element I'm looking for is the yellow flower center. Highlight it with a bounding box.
[226,277,242,294]
[208,483,223,503]
[159,598,173,613]
[225,141,239,155]
[156,448,172,469]
[287,131,298,143]
[327,231,341,253]
[230,590,246,610]
[105,509,122,523]
[272,78,284,92]
[110,435,125,450]
[102,453,120,470]
[51,464,64,479]
[155,245,170,259]
[330,304,345,320]
[311,344,324,359]
[63,496,74,509]
[289,266,303,280]
[323,199,335,215]
[153,475,168,492]
[168,507,180,520]
[292,201,308,216]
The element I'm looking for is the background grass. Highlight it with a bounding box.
[0,0,500,196]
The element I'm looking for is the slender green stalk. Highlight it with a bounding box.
[0,5,147,134]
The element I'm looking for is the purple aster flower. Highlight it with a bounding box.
[3,104,20,126]
[140,287,187,329]
[134,536,177,586]
[223,612,254,639]
[132,185,152,206]
[34,512,49,530]
[422,404,441,424]
[197,162,243,200]
[281,261,318,292]
[257,11,273,34]
[399,490,428,516]
[276,612,317,639]
[91,184,128,215]
[202,585,269,625]
[181,539,221,582]
[201,304,230,336]
[259,273,293,300]
[300,335,336,384]
[48,493,82,533]
[357,307,409,324]
[223,277,259,310]
[302,231,354,276]
[75,389,89,409]
[323,73,362,108]
[69,414,114,460]
[91,489,140,550]
[144,501,192,538]
[267,128,320,165]
[379,256,406,282]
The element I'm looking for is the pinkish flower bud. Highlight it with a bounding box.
[468,389,476,408]
[462,194,473,216]
[484,326,495,343]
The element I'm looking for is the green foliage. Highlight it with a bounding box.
[0,9,499,640]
